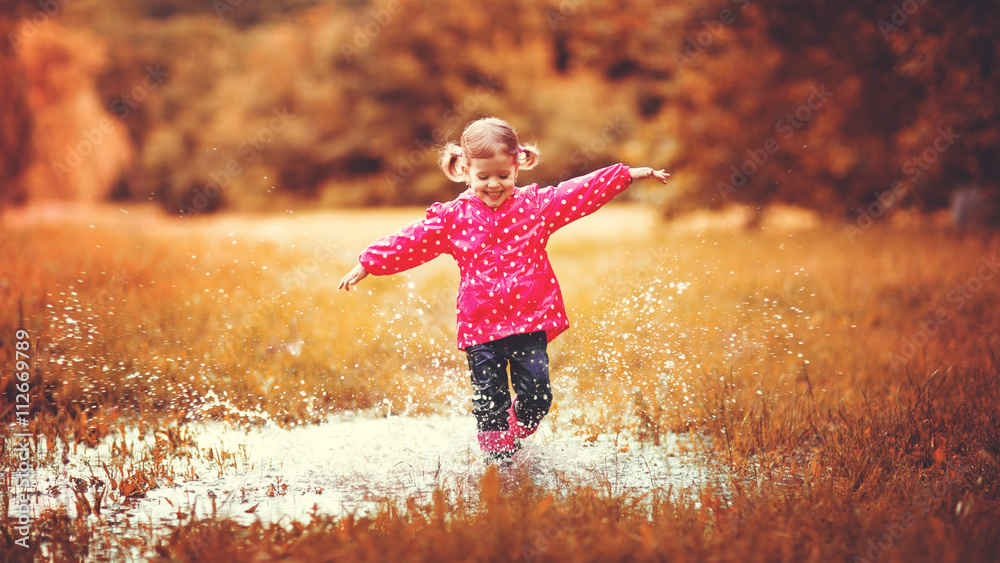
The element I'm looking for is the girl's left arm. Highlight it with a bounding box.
[536,164,669,230]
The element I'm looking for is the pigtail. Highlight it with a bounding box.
[438,142,466,182]
[517,142,541,170]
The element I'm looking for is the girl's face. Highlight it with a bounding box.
[465,152,518,208]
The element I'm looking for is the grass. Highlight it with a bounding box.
[1,203,999,562]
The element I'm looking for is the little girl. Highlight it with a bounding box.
[339,117,669,465]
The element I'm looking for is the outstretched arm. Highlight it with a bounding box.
[340,202,451,292]
[338,263,369,291]
[535,164,671,233]
[629,167,671,183]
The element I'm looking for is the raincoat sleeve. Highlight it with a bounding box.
[535,163,633,233]
[359,203,450,275]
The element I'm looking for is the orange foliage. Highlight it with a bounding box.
[17,22,133,202]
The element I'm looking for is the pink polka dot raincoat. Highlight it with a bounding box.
[360,164,633,349]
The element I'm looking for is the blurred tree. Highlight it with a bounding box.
[645,0,998,218]
[3,0,996,217]
[0,4,35,209]
[2,5,133,205]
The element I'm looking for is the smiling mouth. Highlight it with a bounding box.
[483,190,504,200]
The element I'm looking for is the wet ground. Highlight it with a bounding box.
[17,411,720,559]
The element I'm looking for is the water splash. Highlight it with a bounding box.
[14,411,719,559]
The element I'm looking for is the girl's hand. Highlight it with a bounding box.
[339,263,369,291]
[629,167,671,184]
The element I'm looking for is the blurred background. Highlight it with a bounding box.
[0,0,997,221]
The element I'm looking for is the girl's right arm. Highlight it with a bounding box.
[339,202,451,292]
[338,263,369,291]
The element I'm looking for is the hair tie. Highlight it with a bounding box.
[456,149,463,158]
[517,145,525,153]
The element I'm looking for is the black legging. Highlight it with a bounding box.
[465,331,553,435]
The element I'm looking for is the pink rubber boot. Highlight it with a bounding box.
[478,430,519,465]
[477,430,518,453]
[507,396,539,439]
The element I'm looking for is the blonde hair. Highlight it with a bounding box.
[439,117,541,182]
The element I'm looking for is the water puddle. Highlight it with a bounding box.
[12,412,721,558]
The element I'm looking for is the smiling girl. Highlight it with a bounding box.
[339,117,669,465]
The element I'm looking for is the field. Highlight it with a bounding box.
[1,203,999,562]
